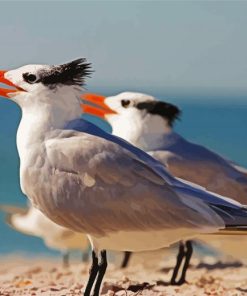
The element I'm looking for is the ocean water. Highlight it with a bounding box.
[0,97,246,256]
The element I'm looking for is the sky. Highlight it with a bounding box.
[0,1,247,99]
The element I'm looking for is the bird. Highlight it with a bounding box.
[0,203,89,267]
[1,61,247,296]
[82,91,247,283]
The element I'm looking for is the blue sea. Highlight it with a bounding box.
[0,96,246,256]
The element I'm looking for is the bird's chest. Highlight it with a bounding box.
[20,153,54,205]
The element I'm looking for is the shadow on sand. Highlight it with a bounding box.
[102,282,155,294]
[196,260,243,270]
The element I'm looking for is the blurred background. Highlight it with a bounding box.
[0,1,246,256]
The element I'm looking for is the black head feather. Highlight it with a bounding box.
[136,100,181,126]
[23,58,92,87]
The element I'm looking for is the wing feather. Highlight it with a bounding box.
[44,130,225,236]
[150,145,247,205]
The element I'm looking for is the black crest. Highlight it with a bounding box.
[23,58,92,87]
[136,100,181,126]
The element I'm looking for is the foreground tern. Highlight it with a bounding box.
[82,91,247,283]
[1,61,247,295]
[0,204,89,266]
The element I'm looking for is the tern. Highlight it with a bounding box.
[82,91,247,283]
[1,61,247,295]
[0,204,89,266]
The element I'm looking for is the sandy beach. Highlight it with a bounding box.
[1,252,247,296]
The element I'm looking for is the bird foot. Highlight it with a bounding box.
[170,279,187,286]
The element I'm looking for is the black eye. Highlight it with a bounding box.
[121,99,130,108]
[23,73,38,84]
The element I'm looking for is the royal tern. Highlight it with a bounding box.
[1,61,247,295]
[82,91,247,283]
[0,204,89,266]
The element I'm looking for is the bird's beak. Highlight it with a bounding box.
[0,70,26,98]
[81,93,116,119]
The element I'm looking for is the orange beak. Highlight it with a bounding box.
[81,93,116,119]
[0,70,26,98]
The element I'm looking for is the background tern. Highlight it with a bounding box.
[0,204,89,266]
[82,91,247,284]
[1,60,247,295]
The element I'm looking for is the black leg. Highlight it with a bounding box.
[170,242,186,285]
[63,251,69,268]
[121,251,132,268]
[84,250,99,296]
[92,250,108,296]
[177,240,193,285]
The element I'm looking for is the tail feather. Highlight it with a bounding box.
[0,204,28,216]
[210,204,247,228]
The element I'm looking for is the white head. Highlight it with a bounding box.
[82,91,181,148]
[0,59,92,119]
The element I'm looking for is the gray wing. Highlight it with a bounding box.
[43,130,224,236]
[150,147,247,205]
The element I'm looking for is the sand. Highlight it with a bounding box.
[0,253,247,296]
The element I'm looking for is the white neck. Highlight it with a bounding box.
[109,113,173,151]
[16,89,81,169]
